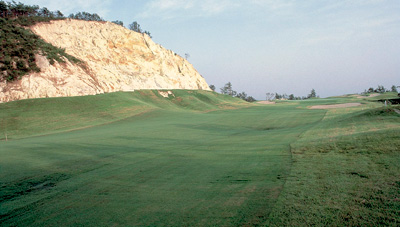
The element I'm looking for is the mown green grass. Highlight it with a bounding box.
[0,90,325,226]
[0,90,247,139]
[1,91,399,226]
[267,100,400,226]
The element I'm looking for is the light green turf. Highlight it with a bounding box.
[1,91,399,226]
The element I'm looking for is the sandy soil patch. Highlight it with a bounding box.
[158,90,174,98]
[355,93,381,99]
[258,101,276,105]
[310,103,362,109]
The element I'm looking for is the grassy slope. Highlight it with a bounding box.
[1,91,399,226]
[268,95,400,226]
[0,90,247,140]
[0,90,325,226]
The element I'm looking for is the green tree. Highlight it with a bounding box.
[69,12,104,21]
[129,21,142,33]
[38,7,51,17]
[209,85,216,92]
[55,10,64,18]
[375,85,386,93]
[236,91,248,100]
[235,91,256,102]
[128,21,152,38]
[307,89,316,99]
[25,4,40,17]
[143,30,152,38]
[245,96,256,102]
[112,20,123,26]
[391,85,398,93]
[266,92,274,101]
[220,82,237,97]
[0,1,8,18]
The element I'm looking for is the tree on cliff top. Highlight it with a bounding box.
[68,11,104,21]
[112,20,123,26]
[128,21,152,38]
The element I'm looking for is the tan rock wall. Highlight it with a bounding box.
[0,55,101,103]
[0,19,210,103]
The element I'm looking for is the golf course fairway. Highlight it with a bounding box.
[1,90,399,226]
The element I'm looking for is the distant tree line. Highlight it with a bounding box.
[69,14,152,37]
[209,82,319,102]
[363,85,398,94]
[68,12,103,21]
[208,82,256,102]
[112,20,123,26]
[0,1,152,37]
[0,0,64,20]
[266,89,317,101]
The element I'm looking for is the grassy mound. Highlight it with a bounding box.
[0,90,248,140]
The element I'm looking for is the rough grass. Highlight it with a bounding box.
[267,102,400,226]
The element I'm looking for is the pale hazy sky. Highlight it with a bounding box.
[21,0,400,99]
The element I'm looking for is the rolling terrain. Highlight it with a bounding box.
[1,91,399,226]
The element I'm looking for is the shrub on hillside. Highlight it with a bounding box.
[0,18,81,81]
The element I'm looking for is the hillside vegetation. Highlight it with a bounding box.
[0,1,152,83]
[1,91,399,225]
[0,1,82,81]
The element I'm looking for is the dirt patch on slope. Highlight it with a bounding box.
[310,103,362,109]
[354,94,381,99]
[258,101,276,105]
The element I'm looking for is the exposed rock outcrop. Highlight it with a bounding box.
[0,19,210,103]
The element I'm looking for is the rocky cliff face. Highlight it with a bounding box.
[0,19,210,103]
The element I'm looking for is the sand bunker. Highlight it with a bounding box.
[355,94,381,99]
[258,101,276,105]
[310,103,362,109]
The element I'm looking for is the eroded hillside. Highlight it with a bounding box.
[0,19,210,103]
